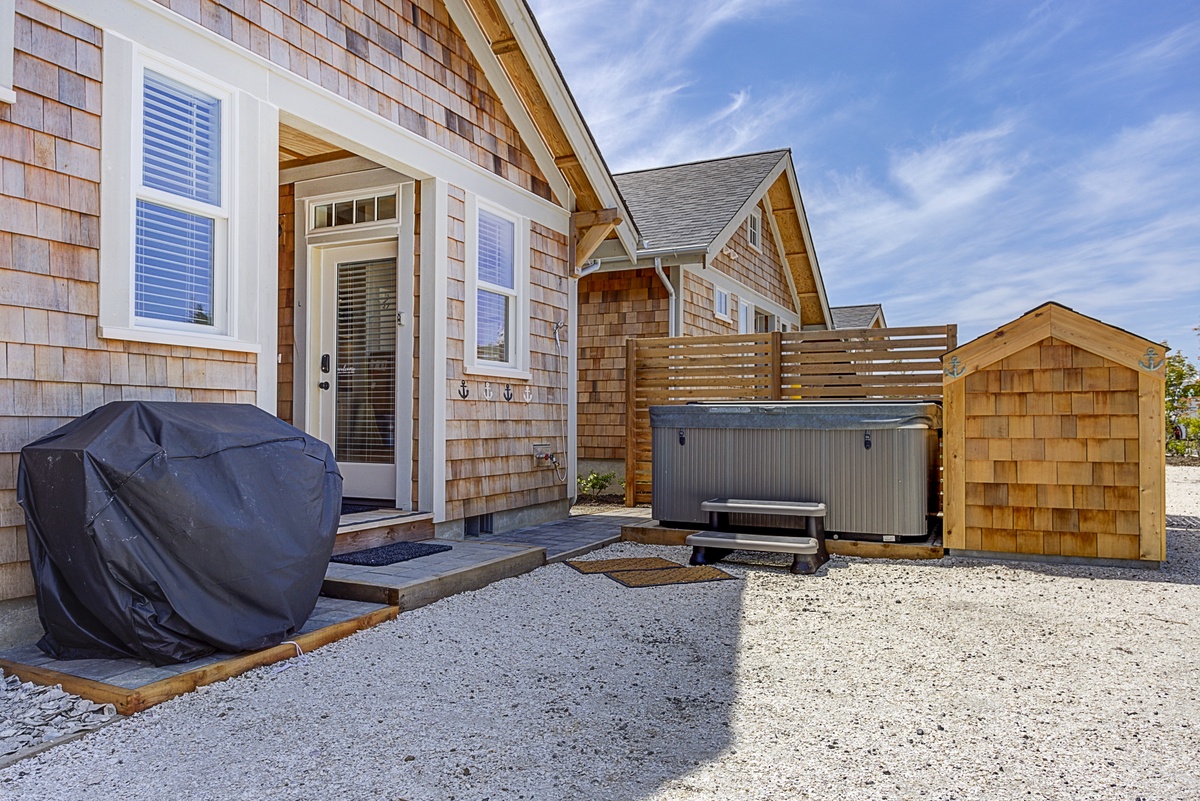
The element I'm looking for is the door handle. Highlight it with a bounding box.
[318,381,330,390]
[320,354,330,373]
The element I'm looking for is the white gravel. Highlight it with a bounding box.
[1,471,1198,800]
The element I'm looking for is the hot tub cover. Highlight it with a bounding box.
[17,401,342,665]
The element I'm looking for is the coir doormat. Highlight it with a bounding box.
[565,557,734,587]
[331,541,452,567]
[605,565,736,588]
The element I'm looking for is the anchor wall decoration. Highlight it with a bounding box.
[944,355,965,378]
[1138,347,1164,372]
[457,380,469,400]
[482,382,494,401]
[503,384,513,401]
[522,386,534,403]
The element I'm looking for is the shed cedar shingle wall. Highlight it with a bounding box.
[576,269,669,461]
[152,0,552,198]
[958,339,1143,559]
[943,303,1166,564]
[0,1,257,601]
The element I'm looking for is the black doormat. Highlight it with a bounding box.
[331,541,453,567]
[341,502,388,516]
[1168,515,1200,530]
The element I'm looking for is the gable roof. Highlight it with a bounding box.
[610,149,831,327]
[943,302,1167,383]
[453,0,638,260]
[614,150,789,251]
[831,304,885,329]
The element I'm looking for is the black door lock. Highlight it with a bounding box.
[318,381,330,390]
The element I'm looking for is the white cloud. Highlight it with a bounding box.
[809,113,1200,356]
[528,0,813,171]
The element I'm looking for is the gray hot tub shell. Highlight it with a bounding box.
[650,400,942,539]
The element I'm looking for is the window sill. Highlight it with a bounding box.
[0,87,15,105]
[462,362,531,382]
[714,313,732,323]
[100,325,261,353]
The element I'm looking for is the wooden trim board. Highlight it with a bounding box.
[0,605,398,716]
[333,516,436,556]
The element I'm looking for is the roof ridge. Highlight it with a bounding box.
[614,148,790,177]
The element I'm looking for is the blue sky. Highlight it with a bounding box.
[528,0,1200,360]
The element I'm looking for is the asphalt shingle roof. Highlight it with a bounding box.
[830,304,883,329]
[614,150,789,252]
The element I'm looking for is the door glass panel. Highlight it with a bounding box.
[335,257,396,465]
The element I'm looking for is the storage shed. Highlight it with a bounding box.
[942,303,1167,565]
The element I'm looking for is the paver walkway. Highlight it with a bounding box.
[474,506,651,561]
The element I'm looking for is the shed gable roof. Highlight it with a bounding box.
[943,302,1167,383]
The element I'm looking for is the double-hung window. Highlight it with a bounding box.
[135,69,228,330]
[714,288,730,320]
[748,208,762,251]
[467,198,528,376]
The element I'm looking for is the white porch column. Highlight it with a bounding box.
[418,178,449,521]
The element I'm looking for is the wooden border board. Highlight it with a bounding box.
[0,604,398,716]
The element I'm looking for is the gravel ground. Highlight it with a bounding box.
[1,470,1198,800]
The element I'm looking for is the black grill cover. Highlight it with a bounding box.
[17,401,342,665]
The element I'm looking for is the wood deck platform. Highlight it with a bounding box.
[622,520,945,560]
[0,597,396,716]
[321,539,546,609]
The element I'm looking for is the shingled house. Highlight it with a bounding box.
[575,150,833,478]
[0,0,639,601]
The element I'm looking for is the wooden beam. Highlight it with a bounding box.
[554,154,580,169]
[573,208,620,229]
[490,37,520,55]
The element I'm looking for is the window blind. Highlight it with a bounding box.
[134,200,215,325]
[142,70,221,205]
[476,289,509,363]
[477,209,514,289]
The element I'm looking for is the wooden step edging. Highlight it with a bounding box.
[0,604,398,716]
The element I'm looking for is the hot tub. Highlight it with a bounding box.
[650,400,942,540]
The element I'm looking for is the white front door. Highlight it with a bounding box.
[314,241,400,500]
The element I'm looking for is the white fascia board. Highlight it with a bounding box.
[54,0,569,234]
[682,263,798,325]
[704,153,788,262]
[783,160,833,327]
[443,0,571,207]
[496,0,639,261]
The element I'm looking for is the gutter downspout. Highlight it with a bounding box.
[653,257,676,337]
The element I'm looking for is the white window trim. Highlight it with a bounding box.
[464,194,531,381]
[748,207,763,252]
[133,61,233,336]
[713,288,731,322]
[0,0,14,104]
[98,34,276,356]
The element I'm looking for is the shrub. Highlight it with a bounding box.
[577,470,616,501]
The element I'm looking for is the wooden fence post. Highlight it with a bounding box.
[770,330,783,400]
[625,337,637,506]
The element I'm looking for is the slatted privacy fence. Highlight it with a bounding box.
[625,325,957,505]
